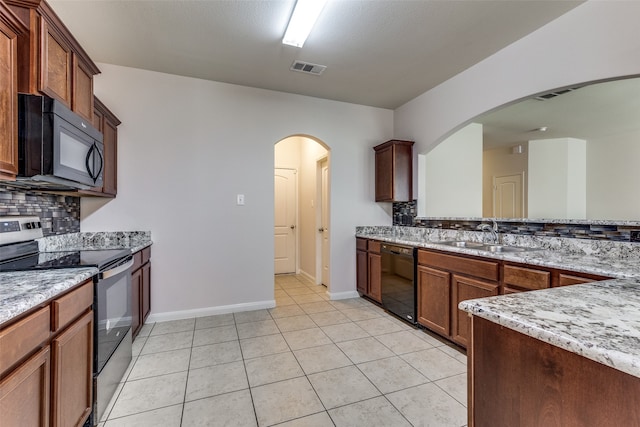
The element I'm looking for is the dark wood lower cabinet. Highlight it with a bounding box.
[142,263,151,321]
[469,316,640,427]
[132,246,152,339]
[367,252,382,303]
[0,346,50,427]
[417,264,451,336]
[450,275,498,347]
[131,267,142,337]
[51,310,93,427]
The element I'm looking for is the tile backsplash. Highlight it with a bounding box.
[0,185,80,236]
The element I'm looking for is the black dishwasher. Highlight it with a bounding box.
[380,243,417,324]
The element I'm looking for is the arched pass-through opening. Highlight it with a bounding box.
[274,135,331,303]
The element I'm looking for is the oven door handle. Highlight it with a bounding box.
[101,258,134,279]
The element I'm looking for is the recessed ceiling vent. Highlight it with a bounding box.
[534,86,581,101]
[290,60,326,76]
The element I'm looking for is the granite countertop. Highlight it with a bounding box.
[459,278,640,378]
[0,268,97,325]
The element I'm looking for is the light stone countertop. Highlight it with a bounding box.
[358,226,640,378]
[0,268,97,325]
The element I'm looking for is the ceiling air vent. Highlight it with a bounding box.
[534,87,581,101]
[290,60,326,76]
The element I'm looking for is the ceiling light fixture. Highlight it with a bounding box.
[282,0,328,48]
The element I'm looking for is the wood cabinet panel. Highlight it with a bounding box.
[0,346,50,427]
[451,275,498,347]
[356,247,368,295]
[368,252,382,303]
[51,310,92,427]
[503,264,550,291]
[0,307,50,377]
[556,273,596,287]
[39,18,71,105]
[356,237,367,251]
[374,144,393,202]
[51,281,92,332]
[367,240,381,254]
[142,263,151,322]
[418,250,499,282]
[373,140,414,202]
[131,267,142,338]
[417,264,451,336]
[470,316,640,427]
[71,53,93,122]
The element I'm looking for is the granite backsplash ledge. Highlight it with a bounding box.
[38,231,151,252]
[357,225,640,259]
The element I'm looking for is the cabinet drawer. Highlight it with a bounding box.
[142,246,151,264]
[356,238,367,251]
[368,240,381,254]
[556,273,595,287]
[52,281,93,332]
[418,250,499,281]
[503,265,550,290]
[0,307,50,377]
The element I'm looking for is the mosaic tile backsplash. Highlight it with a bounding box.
[0,185,80,236]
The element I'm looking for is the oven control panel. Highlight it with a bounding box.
[0,216,43,245]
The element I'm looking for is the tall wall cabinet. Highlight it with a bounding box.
[373,140,414,202]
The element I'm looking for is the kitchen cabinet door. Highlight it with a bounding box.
[417,265,451,336]
[142,262,151,322]
[131,267,142,338]
[356,239,368,295]
[51,311,93,427]
[368,252,382,303]
[373,140,414,202]
[71,53,93,122]
[39,18,72,106]
[0,346,50,427]
[451,274,498,347]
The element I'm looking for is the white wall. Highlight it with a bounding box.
[395,1,640,205]
[82,64,393,320]
[423,123,483,217]
[528,138,586,219]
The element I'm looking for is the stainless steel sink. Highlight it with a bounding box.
[437,241,538,253]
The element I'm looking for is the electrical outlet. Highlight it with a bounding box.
[236,194,245,205]
[630,230,640,242]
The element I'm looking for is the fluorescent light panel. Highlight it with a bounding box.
[282,0,328,48]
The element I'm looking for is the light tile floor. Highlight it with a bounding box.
[99,274,468,427]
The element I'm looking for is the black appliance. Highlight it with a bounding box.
[0,216,133,426]
[380,243,417,324]
[15,93,104,191]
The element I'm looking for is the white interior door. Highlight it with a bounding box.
[274,168,296,274]
[320,159,330,287]
[493,173,524,218]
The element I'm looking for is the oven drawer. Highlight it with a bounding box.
[0,307,51,377]
[52,280,93,332]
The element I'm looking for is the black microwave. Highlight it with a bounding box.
[16,93,104,190]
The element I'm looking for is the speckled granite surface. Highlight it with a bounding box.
[459,279,640,378]
[356,226,640,278]
[0,268,97,325]
[38,231,152,253]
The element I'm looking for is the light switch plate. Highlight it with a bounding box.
[237,194,245,205]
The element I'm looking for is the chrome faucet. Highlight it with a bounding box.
[478,220,500,244]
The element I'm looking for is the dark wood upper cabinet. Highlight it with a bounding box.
[373,139,414,202]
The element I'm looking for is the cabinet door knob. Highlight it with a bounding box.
[290,225,295,230]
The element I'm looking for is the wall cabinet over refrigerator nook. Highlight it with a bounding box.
[374,139,414,202]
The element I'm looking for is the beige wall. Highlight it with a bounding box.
[482,145,528,217]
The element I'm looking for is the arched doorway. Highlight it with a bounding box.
[274,135,331,303]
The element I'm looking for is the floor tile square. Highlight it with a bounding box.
[190,341,242,369]
[234,309,272,324]
[131,336,147,357]
[193,325,238,346]
[412,329,450,347]
[276,295,297,306]
[136,323,154,338]
[276,411,334,427]
[342,307,383,322]
[269,304,306,318]
[321,322,369,343]
[236,319,280,339]
[438,344,468,364]
[244,351,304,387]
[185,361,248,401]
[274,314,317,332]
[292,294,325,304]
[328,396,412,427]
[294,343,353,374]
[149,318,195,336]
[108,371,187,419]
[329,299,368,311]
[195,313,235,330]
[140,331,193,355]
[401,348,467,381]
[386,383,467,427]
[308,310,350,326]
[252,377,324,426]
[358,356,429,393]
[375,330,434,355]
[182,389,257,427]
[128,348,191,380]
[285,287,316,296]
[104,404,183,427]
[299,301,336,314]
[356,317,405,336]
[336,337,394,364]
[308,365,380,409]
[435,373,467,407]
[240,333,290,359]
[283,328,332,350]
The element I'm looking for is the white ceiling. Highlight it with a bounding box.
[48,0,582,109]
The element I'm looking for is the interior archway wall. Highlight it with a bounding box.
[274,135,329,284]
[393,1,640,217]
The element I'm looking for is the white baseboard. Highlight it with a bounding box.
[298,269,317,284]
[328,290,360,300]
[146,299,276,323]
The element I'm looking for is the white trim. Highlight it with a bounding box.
[146,300,276,323]
[328,290,360,300]
[298,269,316,284]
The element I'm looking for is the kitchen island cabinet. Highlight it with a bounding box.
[0,279,93,427]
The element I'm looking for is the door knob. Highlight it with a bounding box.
[318,227,325,232]
[290,225,295,230]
